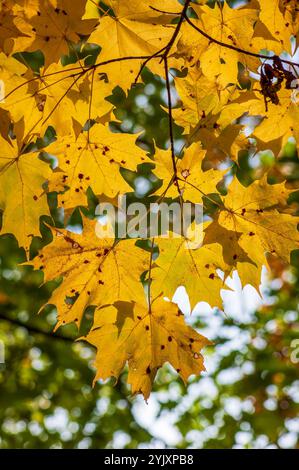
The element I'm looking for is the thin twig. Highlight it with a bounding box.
[183,14,299,69]
[134,46,167,83]
[0,314,76,343]
[160,0,191,61]
[88,68,96,142]
[163,56,181,197]
[147,238,155,313]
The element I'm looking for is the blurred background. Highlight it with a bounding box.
[0,0,299,449]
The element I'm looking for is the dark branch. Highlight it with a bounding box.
[164,57,180,191]
[183,14,299,69]
[160,0,191,61]
[0,313,76,343]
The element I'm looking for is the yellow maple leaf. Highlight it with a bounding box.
[203,221,262,291]
[173,67,240,131]
[0,54,49,139]
[153,142,225,202]
[38,62,114,135]
[47,124,148,209]
[246,89,299,150]
[1,60,114,138]
[179,2,259,86]
[152,235,226,310]
[12,0,97,67]
[86,297,210,399]
[217,176,299,267]
[87,0,179,90]
[253,0,298,54]
[0,128,51,254]
[30,217,148,329]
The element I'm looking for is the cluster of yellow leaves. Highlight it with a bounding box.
[1,0,299,398]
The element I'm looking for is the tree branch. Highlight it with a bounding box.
[183,14,299,69]
[163,56,181,194]
[160,0,191,61]
[0,313,76,343]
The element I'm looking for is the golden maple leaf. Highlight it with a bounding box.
[217,177,299,267]
[86,297,210,399]
[152,235,227,310]
[179,2,259,86]
[30,217,148,329]
[153,143,225,202]
[87,0,179,90]
[0,126,51,254]
[47,124,148,209]
[12,0,97,67]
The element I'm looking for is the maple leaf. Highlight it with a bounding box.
[86,297,210,399]
[153,143,225,202]
[87,0,179,90]
[195,124,250,164]
[12,0,97,67]
[1,59,114,139]
[30,217,148,329]
[37,62,114,135]
[152,235,227,310]
[172,67,240,132]
[245,89,299,151]
[203,221,262,291]
[0,1,24,54]
[0,54,50,140]
[253,0,298,54]
[179,2,259,86]
[217,176,299,267]
[0,126,51,254]
[47,124,148,209]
